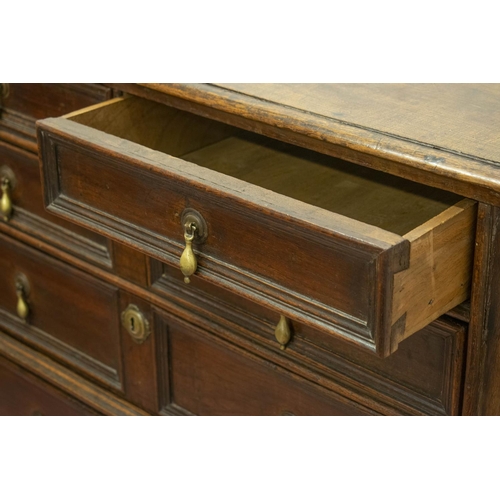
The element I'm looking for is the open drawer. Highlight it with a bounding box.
[37,96,476,357]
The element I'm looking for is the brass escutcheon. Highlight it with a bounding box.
[121,304,150,344]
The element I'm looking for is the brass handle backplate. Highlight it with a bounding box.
[275,315,291,350]
[179,208,207,284]
[121,304,150,344]
[15,274,30,321]
[0,165,16,222]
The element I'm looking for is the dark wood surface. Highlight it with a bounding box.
[1,83,112,121]
[0,84,113,153]
[2,83,499,415]
[0,329,149,415]
[156,311,375,416]
[0,231,122,390]
[0,353,98,416]
[463,204,500,415]
[0,139,112,267]
[36,96,475,357]
[118,291,161,413]
[153,261,466,415]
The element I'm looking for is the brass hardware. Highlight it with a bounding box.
[1,178,12,222]
[179,209,207,284]
[0,83,9,99]
[15,275,30,321]
[0,166,16,222]
[180,223,197,283]
[121,304,150,344]
[180,208,208,241]
[274,315,291,350]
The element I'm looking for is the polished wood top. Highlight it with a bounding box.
[216,84,500,165]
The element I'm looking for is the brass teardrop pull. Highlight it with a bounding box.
[1,177,13,222]
[180,222,197,284]
[15,279,29,321]
[0,83,9,99]
[178,208,208,284]
[275,315,291,350]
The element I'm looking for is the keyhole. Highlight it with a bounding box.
[121,305,149,343]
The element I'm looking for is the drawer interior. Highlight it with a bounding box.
[69,96,462,236]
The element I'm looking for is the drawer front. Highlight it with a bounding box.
[0,354,98,416]
[0,84,113,146]
[0,140,112,267]
[153,260,466,415]
[155,311,374,416]
[37,97,475,357]
[0,232,122,390]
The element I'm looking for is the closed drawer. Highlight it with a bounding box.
[0,354,98,416]
[0,83,113,147]
[0,140,112,267]
[155,310,374,416]
[37,96,476,357]
[0,232,122,390]
[153,260,466,415]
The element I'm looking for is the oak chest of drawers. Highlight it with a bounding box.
[1,83,499,415]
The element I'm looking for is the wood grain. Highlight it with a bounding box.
[36,95,476,356]
[110,83,500,206]
[112,242,150,287]
[0,84,113,151]
[0,329,148,416]
[2,83,113,123]
[12,83,490,415]
[158,311,375,416]
[118,291,161,413]
[182,134,461,236]
[153,261,467,415]
[38,111,409,356]
[0,139,112,268]
[67,96,235,156]
[391,199,476,352]
[214,84,500,166]
[462,204,500,415]
[0,231,122,389]
[0,353,99,416]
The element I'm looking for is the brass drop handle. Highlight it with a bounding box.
[275,315,291,350]
[1,177,13,222]
[16,280,29,321]
[178,208,208,284]
[0,83,9,99]
[180,222,198,284]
